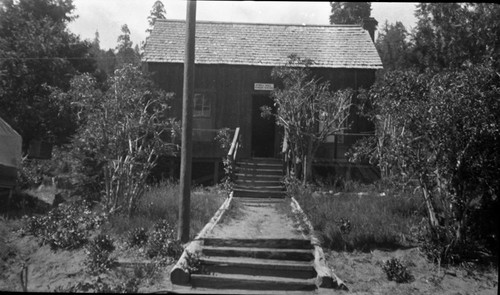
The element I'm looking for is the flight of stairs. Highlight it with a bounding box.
[233,157,286,198]
[191,236,317,292]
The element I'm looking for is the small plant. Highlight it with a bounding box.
[22,207,81,250]
[381,257,414,283]
[182,250,202,273]
[85,234,116,274]
[47,218,87,250]
[20,201,106,250]
[55,277,139,293]
[146,219,183,263]
[153,219,176,234]
[336,217,352,235]
[128,227,148,247]
[215,128,239,196]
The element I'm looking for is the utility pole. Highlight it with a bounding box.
[178,0,197,243]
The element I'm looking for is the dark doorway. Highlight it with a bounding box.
[251,95,276,157]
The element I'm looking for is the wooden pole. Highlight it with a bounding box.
[178,0,197,243]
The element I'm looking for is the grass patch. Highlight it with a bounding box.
[102,181,226,240]
[0,217,14,260]
[292,181,426,252]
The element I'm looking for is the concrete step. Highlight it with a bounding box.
[239,161,282,167]
[235,179,283,187]
[235,197,286,204]
[233,185,284,192]
[233,189,286,198]
[191,273,316,291]
[199,256,316,279]
[235,167,283,176]
[203,238,313,250]
[242,157,282,164]
[201,245,314,261]
[238,163,283,171]
[235,173,283,182]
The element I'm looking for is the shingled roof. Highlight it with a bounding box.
[143,20,383,69]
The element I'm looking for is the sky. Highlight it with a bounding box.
[68,1,418,50]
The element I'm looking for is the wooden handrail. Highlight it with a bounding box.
[227,127,240,161]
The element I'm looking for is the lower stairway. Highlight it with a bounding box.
[191,232,317,292]
[233,157,286,198]
[169,158,343,293]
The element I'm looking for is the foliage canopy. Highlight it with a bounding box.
[62,65,177,216]
[0,0,97,148]
[266,55,352,183]
[329,2,371,25]
[352,62,499,264]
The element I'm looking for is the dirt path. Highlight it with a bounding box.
[205,198,307,240]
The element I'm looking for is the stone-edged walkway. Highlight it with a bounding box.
[169,196,346,294]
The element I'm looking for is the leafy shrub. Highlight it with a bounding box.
[17,158,51,189]
[215,128,236,196]
[17,147,78,190]
[153,219,176,234]
[21,215,46,237]
[268,54,353,182]
[336,217,352,235]
[46,218,87,250]
[20,202,106,250]
[414,222,489,266]
[128,227,148,247]
[21,211,87,250]
[382,258,413,283]
[66,66,177,217]
[85,234,116,274]
[0,217,17,263]
[284,174,313,198]
[146,219,183,262]
[55,277,138,293]
[182,251,202,273]
[352,63,500,264]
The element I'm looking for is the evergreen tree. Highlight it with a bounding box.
[330,2,377,41]
[116,24,140,67]
[330,2,371,24]
[146,0,166,34]
[375,21,410,71]
[410,3,500,71]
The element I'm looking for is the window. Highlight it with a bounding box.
[194,93,211,117]
[319,112,347,144]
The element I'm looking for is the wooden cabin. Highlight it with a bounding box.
[143,20,383,184]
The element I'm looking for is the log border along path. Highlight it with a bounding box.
[167,193,348,294]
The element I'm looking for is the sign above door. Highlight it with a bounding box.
[254,83,274,91]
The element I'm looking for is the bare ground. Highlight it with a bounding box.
[205,198,306,240]
[1,195,497,293]
[326,247,497,295]
[0,228,175,292]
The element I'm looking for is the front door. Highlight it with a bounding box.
[251,95,275,157]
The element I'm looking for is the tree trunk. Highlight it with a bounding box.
[303,138,313,184]
[420,180,439,229]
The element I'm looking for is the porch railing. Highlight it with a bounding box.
[227,127,241,183]
[281,132,375,176]
[227,127,241,164]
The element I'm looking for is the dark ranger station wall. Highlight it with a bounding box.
[146,62,375,163]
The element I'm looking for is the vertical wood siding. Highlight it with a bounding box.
[147,62,375,160]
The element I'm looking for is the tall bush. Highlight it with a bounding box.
[62,65,177,216]
[215,127,237,195]
[351,62,499,264]
[265,54,352,182]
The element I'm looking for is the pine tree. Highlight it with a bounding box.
[116,24,139,67]
[146,0,166,34]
